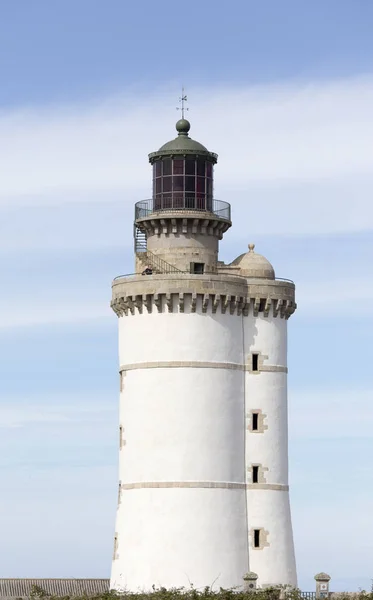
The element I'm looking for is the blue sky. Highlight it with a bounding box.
[1,0,373,592]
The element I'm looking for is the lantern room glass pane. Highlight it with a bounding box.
[173,176,184,192]
[206,178,212,197]
[173,159,184,175]
[156,178,162,194]
[197,176,205,194]
[155,161,162,177]
[163,176,172,193]
[185,159,195,175]
[163,159,172,176]
[206,162,212,177]
[185,176,195,193]
[197,160,205,177]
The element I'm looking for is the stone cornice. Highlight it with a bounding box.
[111,274,296,319]
[136,211,231,240]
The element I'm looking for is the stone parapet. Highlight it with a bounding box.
[111,273,296,319]
[136,210,231,240]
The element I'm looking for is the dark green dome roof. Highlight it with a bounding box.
[149,119,218,163]
[158,135,208,153]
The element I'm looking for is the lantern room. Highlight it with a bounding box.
[148,118,218,213]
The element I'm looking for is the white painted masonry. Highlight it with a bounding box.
[243,316,297,586]
[112,308,249,590]
[111,304,297,590]
[110,118,297,591]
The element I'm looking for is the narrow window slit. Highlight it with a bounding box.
[252,353,259,371]
[252,412,259,431]
[254,529,261,548]
[252,466,259,483]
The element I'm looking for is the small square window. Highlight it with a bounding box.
[191,262,204,274]
[252,412,259,431]
[254,529,260,548]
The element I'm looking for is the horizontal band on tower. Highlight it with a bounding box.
[120,481,289,491]
[120,360,287,373]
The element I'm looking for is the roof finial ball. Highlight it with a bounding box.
[176,118,191,136]
[248,243,255,252]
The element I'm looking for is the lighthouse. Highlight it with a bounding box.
[110,116,297,591]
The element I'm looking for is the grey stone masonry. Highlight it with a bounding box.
[111,273,296,319]
[315,573,331,599]
[243,572,259,592]
[137,212,230,273]
[138,211,230,239]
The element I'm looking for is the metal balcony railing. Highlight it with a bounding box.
[135,197,231,221]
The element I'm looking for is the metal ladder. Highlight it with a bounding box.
[134,225,184,274]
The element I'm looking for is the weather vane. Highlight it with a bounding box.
[176,87,189,119]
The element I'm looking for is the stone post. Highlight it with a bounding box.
[243,572,258,592]
[315,573,331,599]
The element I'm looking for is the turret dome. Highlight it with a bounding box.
[231,244,275,279]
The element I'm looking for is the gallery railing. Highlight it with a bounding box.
[135,197,231,221]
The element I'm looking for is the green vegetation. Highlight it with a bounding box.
[27,584,373,600]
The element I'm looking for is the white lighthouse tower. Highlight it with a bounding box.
[110,116,297,591]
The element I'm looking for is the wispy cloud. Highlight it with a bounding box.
[1,76,373,238]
